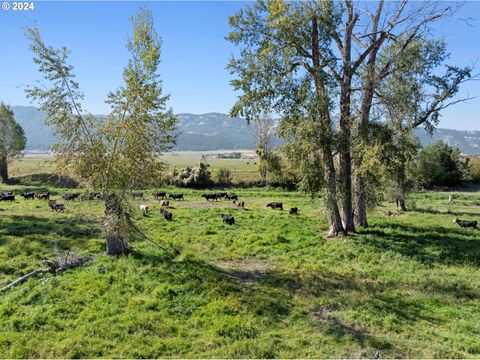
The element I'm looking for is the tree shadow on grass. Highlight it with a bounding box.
[412,207,480,217]
[10,173,79,189]
[360,222,480,267]
[132,246,399,355]
[0,214,100,249]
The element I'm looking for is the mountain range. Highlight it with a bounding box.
[11,106,480,155]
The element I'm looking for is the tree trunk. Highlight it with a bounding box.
[104,194,130,256]
[338,4,355,233]
[353,2,383,229]
[354,175,368,227]
[311,14,345,237]
[339,128,355,232]
[0,155,8,183]
[324,151,347,237]
[396,165,407,212]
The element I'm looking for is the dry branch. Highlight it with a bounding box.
[1,256,94,292]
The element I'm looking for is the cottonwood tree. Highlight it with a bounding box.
[228,0,459,235]
[351,1,470,227]
[376,38,473,211]
[253,110,275,182]
[228,1,347,236]
[0,103,26,183]
[26,8,177,255]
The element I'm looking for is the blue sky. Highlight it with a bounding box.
[0,1,479,130]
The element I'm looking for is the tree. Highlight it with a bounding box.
[25,8,177,256]
[228,1,346,236]
[376,38,473,210]
[0,103,26,183]
[353,2,468,226]
[227,0,457,235]
[253,110,275,182]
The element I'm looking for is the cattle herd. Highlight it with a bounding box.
[1,190,479,229]
[0,190,298,226]
[136,191,296,225]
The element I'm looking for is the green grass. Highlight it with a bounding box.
[1,171,480,357]
[11,153,260,184]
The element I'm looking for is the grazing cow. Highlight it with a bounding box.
[0,193,15,202]
[63,193,80,201]
[35,192,50,200]
[21,192,35,200]
[233,199,245,209]
[153,191,167,200]
[160,208,173,220]
[48,199,57,210]
[221,214,235,225]
[48,200,65,212]
[289,207,298,215]
[226,194,238,200]
[159,200,169,207]
[454,218,478,229]
[169,193,184,201]
[216,192,228,198]
[202,193,218,201]
[140,204,149,216]
[132,191,144,199]
[267,202,283,210]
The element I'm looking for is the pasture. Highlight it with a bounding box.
[1,159,480,357]
[11,152,261,184]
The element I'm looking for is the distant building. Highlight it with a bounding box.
[217,152,242,159]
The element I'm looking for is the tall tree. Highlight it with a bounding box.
[26,8,177,255]
[228,1,347,236]
[253,110,275,182]
[228,0,458,235]
[352,2,465,226]
[376,38,473,211]
[0,103,26,183]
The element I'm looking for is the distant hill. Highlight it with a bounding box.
[10,106,480,154]
[414,128,480,155]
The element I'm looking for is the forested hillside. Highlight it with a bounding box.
[11,106,480,154]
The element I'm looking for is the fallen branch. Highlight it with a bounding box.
[1,269,50,292]
[1,256,94,292]
[54,256,93,273]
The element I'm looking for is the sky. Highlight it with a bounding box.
[0,0,480,131]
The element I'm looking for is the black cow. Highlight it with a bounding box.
[289,207,298,215]
[216,192,228,198]
[267,202,283,210]
[153,191,167,200]
[226,194,238,201]
[202,193,218,201]
[169,193,184,201]
[0,193,15,202]
[21,192,35,200]
[160,208,173,220]
[454,218,477,229]
[221,214,235,225]
[63,193,80,201]
[48,200,65,212]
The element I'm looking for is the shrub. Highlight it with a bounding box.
[412,141,468,188]
[174,162,213,188]
[466,156,480,183]
[215,168,232,186]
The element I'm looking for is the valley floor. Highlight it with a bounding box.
[1,181,480,357]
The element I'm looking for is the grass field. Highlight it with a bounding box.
[12,152,261,184]
[1,158,480,357]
